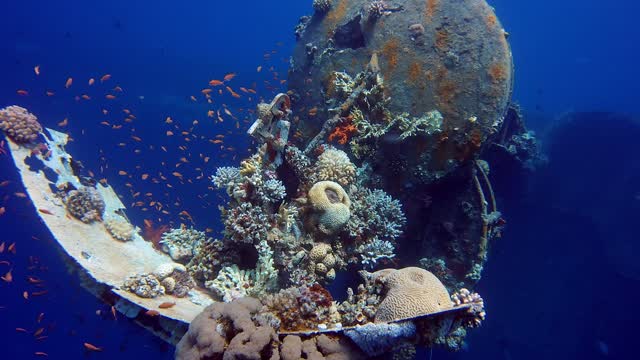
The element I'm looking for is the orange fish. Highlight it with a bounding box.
[34,65,40,75]
[131,136,142,142]
[33,328,44,337]
[16,90,29,96]
[37,313,45,323]
[102,109,108,115]
[83,343,102,352]
[111,306,117,320]
[100,121,110,126]
[0,207,5,216]
[14,192,27,198]
[201,88,212,94]
[46,91,55,96]
[166,131,174,136]
[1,270,12,283]
[223,73,236,81]
[158,302,176,309]
[118,170,127,176]
[113,86,123,92]
[211,139,223,144]
[65,77,73,88]
[165,117,173,124]
[207,110,214,118]
[209,79,223,86]
[145,309,160,316]
[0,242,4,253]
[88,78,95,86]
[81,94,91,100]
[256,66,262,72]
[224,108,232,117]
[34,352,48,357]
[141,174,149,180]
[172,172,183,178]
[8,243,16,254]
[190,95,197,101]
[105,94,116,100]
[38,208,54,215]
[100,74,111,82]
[58,118,68,127]
[23,291,29,300]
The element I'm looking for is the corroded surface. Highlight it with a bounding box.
[289,0,513,170]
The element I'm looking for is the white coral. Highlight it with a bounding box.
[313,148,356,186]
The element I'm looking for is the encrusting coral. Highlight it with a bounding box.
[64,186,105,223]
[122,273,165,298]
[307,180,351,235]
[104,216,136,241]
[0,105,42,143]
[366,267,453,323]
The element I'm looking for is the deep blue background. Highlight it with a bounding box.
[1,0,639,359]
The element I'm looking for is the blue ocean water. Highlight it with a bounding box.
[0,0,638,359]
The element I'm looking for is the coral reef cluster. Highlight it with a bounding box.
[0,105,42,143]
[64,186,105,223]
[123,263,195,298]
[160,226,207,263]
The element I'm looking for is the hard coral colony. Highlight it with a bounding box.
[0,0,533,358]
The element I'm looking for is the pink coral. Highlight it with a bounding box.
[0,105,42,143]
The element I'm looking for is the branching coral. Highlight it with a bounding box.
[313,0,333,13]
[0,105,42,143]
[187,239,225,284]
[159,226,207,263]
[211,166,242,195]
[261,283,340,331]
[396,110,443,139]
[356,238,396,269]
[223,202,270,244]
[65,186,105,223]
[206,241,278,302]
[347,188,406,242]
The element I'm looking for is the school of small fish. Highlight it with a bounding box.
[0,42,291,356]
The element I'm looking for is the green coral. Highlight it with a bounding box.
[396,110,443,139]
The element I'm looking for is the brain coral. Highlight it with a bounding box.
[0,105,42,143]
[65,186,105,223]
[313,147,356,186]
[308,181,351,235]
[372,267,452,323]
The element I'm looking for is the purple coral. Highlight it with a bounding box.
[0,105,42,143]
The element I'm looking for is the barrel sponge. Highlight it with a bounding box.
[373,267,452,323]
[308,181,351,235]
[0,105,42,143]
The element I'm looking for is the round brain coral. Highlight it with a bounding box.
[372,267,452,323]
[308,181,351,235]
[0,105,42,144]
[314,148,356,186]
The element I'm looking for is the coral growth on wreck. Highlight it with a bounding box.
[0,105,42,143]
[64,186,105,223]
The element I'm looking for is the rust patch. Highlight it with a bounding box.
[426,0,439,19]
[488,62,508,84]
[408,61,423,85]
[435,29,449,51]
[326,0,348,33]
[381,39,400,74]
[486,13,497,28]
